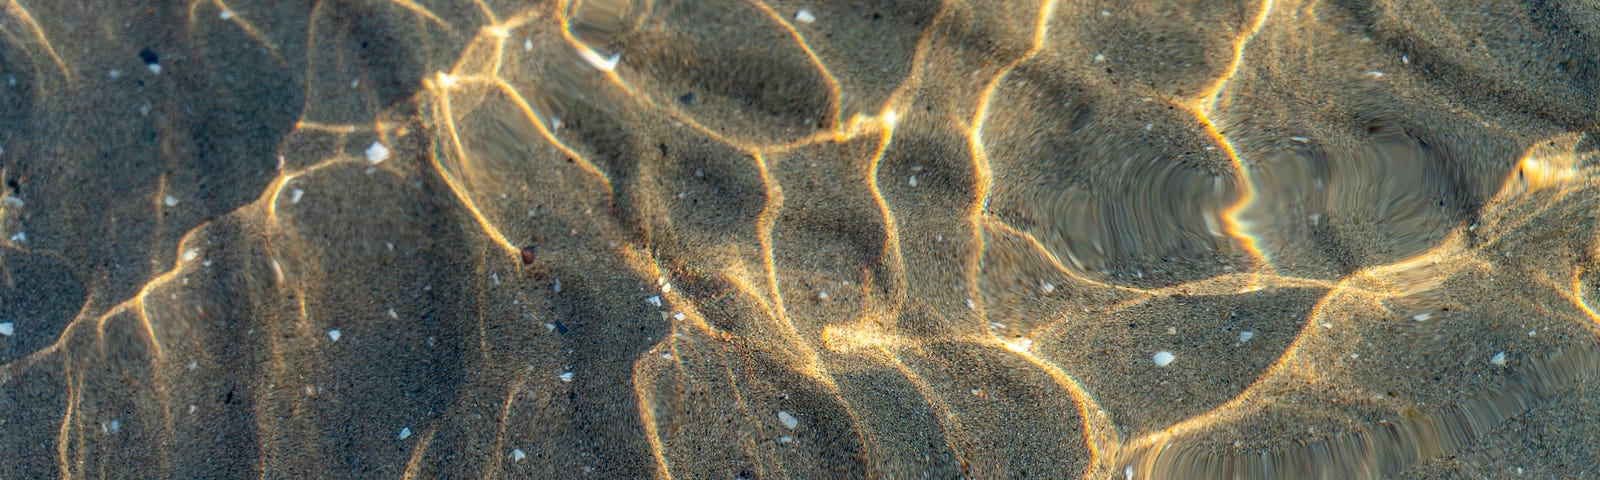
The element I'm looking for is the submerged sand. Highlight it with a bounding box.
[1,0,1598,478]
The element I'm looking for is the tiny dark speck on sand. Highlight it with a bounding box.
[139,48,159,65]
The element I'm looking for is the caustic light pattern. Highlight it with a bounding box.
[1,0,1598,479]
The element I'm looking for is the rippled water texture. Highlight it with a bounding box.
[1,0,1598,478]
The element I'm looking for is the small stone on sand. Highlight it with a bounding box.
[1491,351,1507,366]
[1153,351,1175,367]
[777,410,799,429]
[795,9,816,23]
[328,329,341,341]
[398,427,411,439]
[1239,331,1254,343]
[559,371,574,382]
[512,449,527,461]
[365,141,390,164]
[0,322,13,336]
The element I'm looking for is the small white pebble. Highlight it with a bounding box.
[1490,351,1507,366]
[1402,55,1409,64]
[1165,326,1177,335]
[398,427,412,439]
[559,371,574,382]
[219,10,234,20]
[9,231,24,243]
[646,296,662,307]
[672,312,685,321]
[365,141,390,164]
[181,249,199,262]
[0,322,13,336]
[966,298,975,310]
[188,404,196,414]
[523,38,533,51]
[387,308,399,320]
[544,323,556,332]
[553,278,562,293]
[187,361,197,370]
[795,8,815,23]
[1412,313,1431,321]
[290,188,304,203]
[148,64,161,75]
[1041,282,1055,294]
[328,329,341,341]
[778,435,794,443]
[1366,70,1384,78]
[164,195,180,207]
[1101,9,1111,16]
[108,69,121,79]
[818,290,829,299]
[661,282,672,294]
[1093,54,1106,62]
[908,175,918,187]
[777,410,799,429]
[1153,351,1175,367]
[512,448,527,461]
[1239,331,1254,343]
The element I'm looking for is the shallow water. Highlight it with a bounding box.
[1,0,1598,478]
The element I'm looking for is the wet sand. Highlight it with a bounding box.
[1,0,1598,478]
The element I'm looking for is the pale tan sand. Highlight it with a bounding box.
[0,0,1597,479]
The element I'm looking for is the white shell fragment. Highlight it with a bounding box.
[1153,351,1175,367]
[1238,331,1254,343]
[365,141,390,164]
[398,427,412,439]
[0,322,13,336]
[777,410,799,430]
[795,9,815,23]
[328,329,341,341]
[1491,351,1507,366]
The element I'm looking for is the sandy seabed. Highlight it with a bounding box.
[1,0,1599,478]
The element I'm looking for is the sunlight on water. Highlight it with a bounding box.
[0,0,1598,478]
